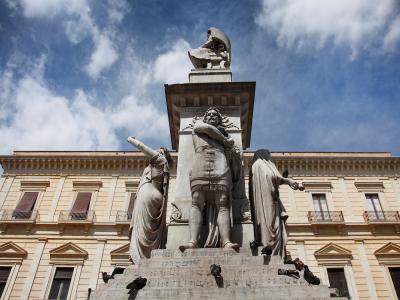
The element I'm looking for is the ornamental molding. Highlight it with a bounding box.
[49,242,88,265]
[0,241,28,263]
[354,181,385,192]
[20,180,50,191]
[125,179,140,192]
[314,243,352,265]
[302,182,332,191]
[72,181,103,191]
[110,243,130,266]
[374,243,400,265]
[0,152,398,177]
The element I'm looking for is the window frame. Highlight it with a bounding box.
[126,192,136,221]
[320,265,356,300]
[14,190,43,219]
[0,263,21,300]
[312,193,330,220]
[326,267,351,298]
[44,265,80,300]
[68,191,97,221]
[365,193,385,220]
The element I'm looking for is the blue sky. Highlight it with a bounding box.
[0,0,400,155]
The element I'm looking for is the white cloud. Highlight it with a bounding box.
[383,16,400,52]
[0,56,168,154]
[17,0,127,79]
[107,0,130,25]
[153,39,192,84]
[256,0,400,56]
[20,0,66,18]
[85,34,119,79]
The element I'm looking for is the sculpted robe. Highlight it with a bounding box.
[250,158,288,257]
[129,153,169,264]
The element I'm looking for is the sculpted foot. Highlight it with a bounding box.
[223,242,240,251]
[179,241,197,252]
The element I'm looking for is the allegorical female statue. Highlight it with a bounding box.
[127,136,172,264]
[188,27,231,69]
[249,149,303,258]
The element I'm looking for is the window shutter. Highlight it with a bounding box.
[327,268,350,297]
[71,192,92,213]
[128,193,136,218]
[15,192,38,212]
[0,267,11,282]
[54,267,74,279]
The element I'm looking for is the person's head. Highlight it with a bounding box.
[253,149,271,164]
[159,147,173,167]
[203,107,222,127]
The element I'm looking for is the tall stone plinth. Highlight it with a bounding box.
[164,70,256,249]
[91,248,344,300]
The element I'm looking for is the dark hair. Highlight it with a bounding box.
[252,149,271,164]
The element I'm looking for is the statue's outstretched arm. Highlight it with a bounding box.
[127,136,158,158]
[193,121,234,147]
[281,177,304,191]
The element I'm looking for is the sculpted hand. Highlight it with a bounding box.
[287,179,299,190]
[224,137,234,148]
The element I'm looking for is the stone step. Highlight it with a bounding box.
[119,264,297,282]
[107,273,308,289]
[150,247,263,259]
[137,254,281,268]
[91,286,344,300]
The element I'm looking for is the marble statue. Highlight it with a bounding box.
[180,107,239,251]
[188,27,231,69]
[127,136,172,264]
[249,149,303,258]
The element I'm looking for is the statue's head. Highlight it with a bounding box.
[203,107,222,127]
[159,147,173,166]
[253,149,271,163]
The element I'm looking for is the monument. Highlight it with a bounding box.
[91,27,345,299]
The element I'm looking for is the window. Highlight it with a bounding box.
[389,267,400,298]
[69,192,92,220]
[127,193,136,220]
[327,268,350,298]
[48,267,74,300]
[366,194,384,219]
[312,193,330,220]
[0,267,11,298]
[13,192,38,219]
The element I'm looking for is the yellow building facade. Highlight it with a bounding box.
[0,150,399,299]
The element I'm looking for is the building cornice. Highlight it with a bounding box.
[0,151,399,176]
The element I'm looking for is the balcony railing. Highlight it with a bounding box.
[116,211,132,223]
[308,211,344,223]
[58,210,95,223]
[0,210,39,222]
[363,211,400,223]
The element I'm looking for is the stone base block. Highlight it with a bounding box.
[189,69,232,83]
[91,249,344,300]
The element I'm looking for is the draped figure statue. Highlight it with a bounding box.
[127,137,172,264]
[249,149,303,258]
[188,27,231,69]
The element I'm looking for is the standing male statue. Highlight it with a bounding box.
[180,107,239,251]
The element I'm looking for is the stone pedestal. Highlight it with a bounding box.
[91,249,344,299]
[164,71,256,248]
[189,69,232,83]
